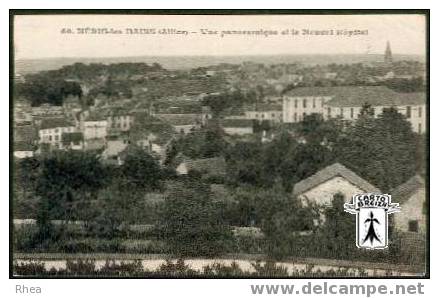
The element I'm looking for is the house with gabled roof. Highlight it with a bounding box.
[292,162,380,207]
[392,175,426,233]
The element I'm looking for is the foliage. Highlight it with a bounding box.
[167,124,227,161]
[118,146,164,192]
[16,78,82,106]
[334,106,418,192]
[157,180,234,257]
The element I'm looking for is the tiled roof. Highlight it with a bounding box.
[246,103,282,111]
[219,118,254,128]
[292,162,380,196]
[284,86,425,107]
[14,125,37,143]
[391,175,425,204]
[155,113,201,126]
[40,118,74,130]
[14,141,35,152]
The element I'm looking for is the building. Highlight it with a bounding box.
[283,86,426,133]
[219,119,254,135]
[82,112,108,140]
[31,104,64,117]
[155,114,201,134]
[244,104,283,123]
[13,141,35,159]
[61,132,84,150]
[106,108,134,134]
[101,136,130,165]
[176,157,226,180]
[39,118,77,150]
[292,163,380,207]
[14,99,33,125]
[392,175,426,234]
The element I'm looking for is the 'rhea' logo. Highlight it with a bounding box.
[344,194,400,249]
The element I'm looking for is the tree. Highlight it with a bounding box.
[158,180,233,257]
[256,182,318,258]
[35,151,108,222]
[119,147,163,192]
[334,107,418,192]
[91,185,144,238]
[315,193,356,258]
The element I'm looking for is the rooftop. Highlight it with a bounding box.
[156,113,201,126]
[40,118,75,130]
[220,118,254,128]
[292,162,380,196]
[284,86,426,107]
[391,175,425,204]
[14,141,36,152]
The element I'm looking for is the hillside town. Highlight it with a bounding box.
[12,42,427,276]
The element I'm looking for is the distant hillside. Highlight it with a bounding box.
[15,54,425,75]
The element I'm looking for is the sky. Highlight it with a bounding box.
[14,14,426,59]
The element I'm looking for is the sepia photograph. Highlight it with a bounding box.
[10,11,429,279]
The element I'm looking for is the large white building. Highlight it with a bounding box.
[283,86,426,134]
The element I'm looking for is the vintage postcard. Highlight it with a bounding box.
[11,11,428,278]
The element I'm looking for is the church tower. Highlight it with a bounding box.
[384,41,393,64]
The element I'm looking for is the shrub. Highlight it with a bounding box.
[99,260,144,276]
[13,260,46,276]
[66,259,96,275]
[203,261,245,277]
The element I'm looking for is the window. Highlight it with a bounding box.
[54,135,59,141]
[303,99,307,108]
[261,114,265,119]
[312,98,316,108]
[294,113,297,122]
[321,99,324,107]
[408,220,419,232]
[406,106,412,118]
[351,108,354,119]
[49,135,52,141]
[418,107,422,118]
[294,99,298,108]
[271,113,275,118]
[340,108,344,117]
[327,107,331,117]
[418,123,422,134]
[303,112,306,118]
[371,108,375,116]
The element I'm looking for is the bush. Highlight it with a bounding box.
[251,260,289,277]
[99,260,144,276]
[13,260,46,276]
[203,261,245,277]
[66,259,96,275]
[155,259,198,277]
